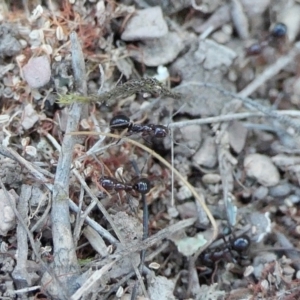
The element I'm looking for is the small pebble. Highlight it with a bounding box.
[180,125,201,142]
[244,153,280,187]
[129,32,184,66]
[253,252,277,279]
[21,103,40,130]
[167,206,179,218]
[0,24,22,58]
[260,279,269,291]
[244,265,254,277]
[253,186,268,200]
[283,265,295,276]
[202,173,221,184]
[212,30,231,44]
[149,262,160,270]
[247,212,271,243]
[121,6,168,41]
[176,186,192,201]
[116,286,123,298]
[289,195,300,204]
[177,202,197,219]
[193,137,217,168]
[269,184,291,197]
[22,56,51,88]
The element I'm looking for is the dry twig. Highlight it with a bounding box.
[47,32,86,298]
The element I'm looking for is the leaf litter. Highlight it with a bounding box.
[1,1,300,300]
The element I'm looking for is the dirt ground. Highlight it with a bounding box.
[1,0,300,299]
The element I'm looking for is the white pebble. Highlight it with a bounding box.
[121,6,168,41]
[22,55,51,88]
[244,153,280,187]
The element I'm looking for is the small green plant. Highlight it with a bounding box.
[57,78,181,105]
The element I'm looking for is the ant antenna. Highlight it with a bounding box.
[135,153,151,176]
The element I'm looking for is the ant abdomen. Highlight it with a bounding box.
[110,115,131,130]
[132,178,151,194]
[231,235,251,252]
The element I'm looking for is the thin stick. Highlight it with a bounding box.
[10,285,41,295]
[73,185,85,246]
[13,185,33,290]
[168,111,300,128]
[50,31,84,298]
[68,200,118,244]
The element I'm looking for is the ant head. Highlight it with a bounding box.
[132,177,151,194]
[110,115,130,130]
[153,125,169,138]
[231,235,250,252]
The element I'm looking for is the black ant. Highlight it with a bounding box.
[246,22,287,56]
[99,175,151,196]
[197,234,251,284]
[109,114,169,139]
[200,235,251,268]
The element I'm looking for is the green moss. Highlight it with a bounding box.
[57,78,181,105]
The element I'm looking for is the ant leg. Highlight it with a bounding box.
[111,128,130,145]
[140,155,151,176]
[221,235,237,263]
[141,135,153,145]
[211,261,220,284]
[130,155,150,177]
[130,159,141,176]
